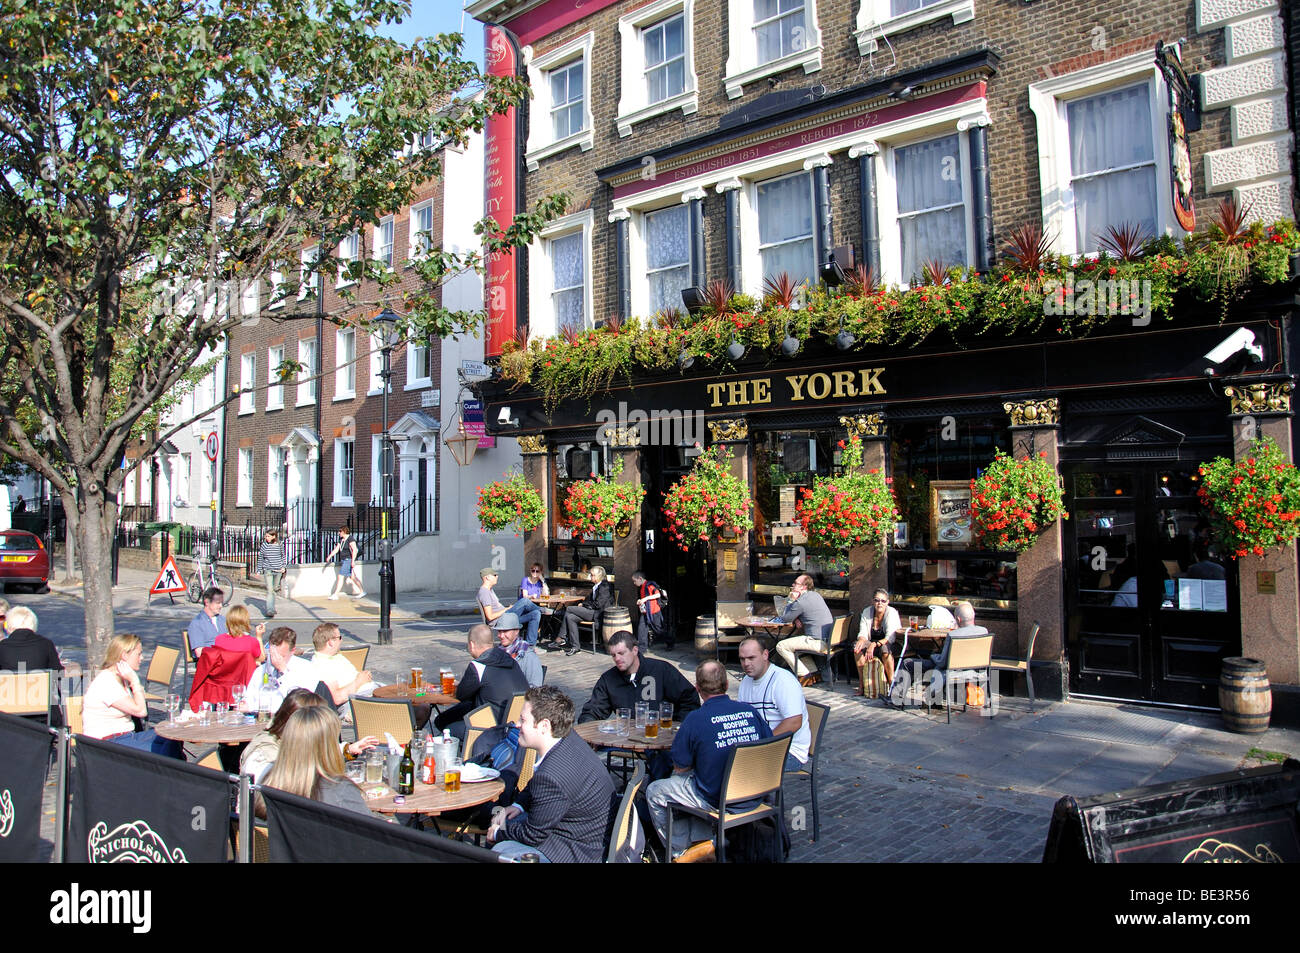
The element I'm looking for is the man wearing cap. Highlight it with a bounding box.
[477,568,543,647]
[493,612,544,688]
[434,624,530,741]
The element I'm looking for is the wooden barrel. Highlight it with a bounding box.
[601,606,632,644]
[1219,657,1272,734]
[694,615,717,658]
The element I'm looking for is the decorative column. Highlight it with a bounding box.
[804,154,833,274]
[1225,381,1299,704]
[1005,397,1065,701]
[518,435,551,576]
[609,209,631,320]
[716,178,743,292]
[601,423,644,610]
[681,187,707,291]
[848,141,880,277]
[958,114,994,274]
[841,413,888,633]
[708,418,751,605]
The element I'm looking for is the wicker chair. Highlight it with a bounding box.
[350,696,416,746]
[181,628,194,696]
[932,634,994,723]
[65,695,84,735]
[339,645,370,672]
[142,644,181,705]
[793,616,852,687]
[666,732,792,863]
[783,701,829,842]
[517,746,537,792]
[606,761,647,863]
[0,670,52,725]
[463,703,497,758]
[990,621,1040,706]
[504,692,527,726]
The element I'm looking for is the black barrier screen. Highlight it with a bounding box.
[0,712,53,862]
[66,737,233,863]
[261,786,498,863]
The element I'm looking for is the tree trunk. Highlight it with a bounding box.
[75,487,118,670]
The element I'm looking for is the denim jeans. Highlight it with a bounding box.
[264,570,284,615]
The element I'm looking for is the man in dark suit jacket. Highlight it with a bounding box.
[434,624,529,742]
[490,685,614,863]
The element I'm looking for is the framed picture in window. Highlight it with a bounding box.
[930,481,973,549]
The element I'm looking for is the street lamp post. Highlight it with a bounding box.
[374,307,401,646]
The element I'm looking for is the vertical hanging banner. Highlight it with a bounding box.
[0,713,53,862]
[462,400,496,450]
[484,23,524,359]
[1155,42,1198,232]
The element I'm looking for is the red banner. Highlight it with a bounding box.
[484,24,522,359]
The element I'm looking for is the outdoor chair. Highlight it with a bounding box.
[517,746,537,792]
[784,701,828,842]
[504,692,526,726]
[350,696,416,746]
[196,748,223,771]
[990,621,1040,707]
[666,732,792,863]
[0,669,53,726]
[338,645,370,672]
[930,633,994,724]
[606,761,647,863]
[65,695,84,735]
[793,616,851,687]
[714,601,753,658]
[180,629,194,697]
[462,703,497,757]
[142,644,180,706]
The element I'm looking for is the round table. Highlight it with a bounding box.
[372,683,458,731]
[574,719,677,753]
[362,778,505,816]
[155,717,265,745]
[532,593,584,608]
[736,616,796,642]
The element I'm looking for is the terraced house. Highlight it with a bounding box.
[468,0,1300,718]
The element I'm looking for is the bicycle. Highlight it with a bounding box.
[186,545,235,604]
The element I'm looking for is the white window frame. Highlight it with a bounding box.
[406,339,432,391]
[176,453,191,507]
[1029,51,1178,258]
[199,450,213,506]
[298,246,319,301]
[631,199,694,317]
[337,232,360,288]
[333,438,355,506]
[374,217,394,271]
[408,201,434,263]
[617,0,698,138]
[724,0,822,100]
[876,129,974,285]
[240,279,260,321]
[853,0,975,56]
[266,345,285,410]
[529,209,595,339]
[752,169,820,289]
[237,448,253,507]
[267,447,285,506]
[525,32,595,170]
[334,328,356,400]
[267,263,286,310]
[296,338,318,407]
[368,331,389,395]
[239,353,256,415]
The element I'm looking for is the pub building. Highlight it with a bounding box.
[467,0,1300,719]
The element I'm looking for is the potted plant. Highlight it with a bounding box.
[970,450,1066,553]
[796,434,900,559]
[662,446,754,551]
[476,470,546,536]
[1198,436,1300,558]
[561,456,646,538]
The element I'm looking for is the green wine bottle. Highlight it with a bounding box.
[398,742,415,795]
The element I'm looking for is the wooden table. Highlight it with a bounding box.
[888,628,952,699]
[736,616,796,642]
[373,683,458,707]
[155,717,264,745]
[531,593,584,608]
[362,778,505,816]
[574,719,677,753]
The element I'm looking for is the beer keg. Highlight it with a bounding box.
[601,605,632,644]
[1219,657,1272,734]
[694,615,717,658]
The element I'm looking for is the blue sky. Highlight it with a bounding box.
[380,1,486,68]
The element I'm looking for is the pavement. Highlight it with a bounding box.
[26,566,1300,862]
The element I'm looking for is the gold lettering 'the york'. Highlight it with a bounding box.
[705,378,774,408]
[788,368,886,401]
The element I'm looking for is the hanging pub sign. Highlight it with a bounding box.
[1156,42,1199,232]
[483,24,525,359]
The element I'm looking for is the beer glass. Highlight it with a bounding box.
[644,719,659,739]
[634,702,649,731]
[443,757,462,793]
[364,749,384,784]
[410,666,423,690]
[440,669,455,695]
[659,703,674,730]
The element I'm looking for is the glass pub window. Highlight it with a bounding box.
[754,0,806,64]
[645,204,691,316]
[643,14,686,104]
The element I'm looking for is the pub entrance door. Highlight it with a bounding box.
[1065,464,1240,706]
[641,445,715,644]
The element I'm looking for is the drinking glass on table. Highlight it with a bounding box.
[659,703,674,731]
[617,708,631,737]
[634,702,650,731]
[443,757,462,793]
[909,615,919,632]
[365,749,385,784]
[165,694,181,725]
[198,702,212,727]
[231,685,245,711]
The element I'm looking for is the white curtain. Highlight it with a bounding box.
[895,134,965,282]
[645,205,691,315]
[551,232,585,332]
[758,172,816,285]
[1068,83,1157,252]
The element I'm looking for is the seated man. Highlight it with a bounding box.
[493,612,544,688]
[0,605,65,725]
[737,636,810,773]
[899,601,989,703]
[478,568,543,647]
[489,685,615,863]
[241,627,321,714]
[774,574,834,682]
[310,622,376,706]
[433,624,529,742]
[646,660,771,861]
[186,587,226,660]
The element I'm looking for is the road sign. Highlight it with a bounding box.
[150,555,188,596]
[460,360,492,382]
[204,432,220,462]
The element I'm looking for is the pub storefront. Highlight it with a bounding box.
[482,308,1298,711]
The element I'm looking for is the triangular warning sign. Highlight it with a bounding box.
[150,555,188,595]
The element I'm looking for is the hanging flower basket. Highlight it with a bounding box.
[562,456,646,539]
[1198,436,1300,558]
[476,471,546,536]
[662,445,754,551]
[970,450,1066,553]
[796,435,900,556]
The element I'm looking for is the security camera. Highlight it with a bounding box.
[497,406,518,427]
[1203,328,1263,370]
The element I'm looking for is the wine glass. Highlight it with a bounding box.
[165,694,181,725]
[231,685,245,712]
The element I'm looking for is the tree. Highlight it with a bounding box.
[0,0,566,666]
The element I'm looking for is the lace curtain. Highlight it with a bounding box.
[645,205,691,315]
[551,232,585,332]
[895,134,965,283]
[758,172,816,285]
[1068,83,1157,253]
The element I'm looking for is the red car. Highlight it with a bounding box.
[0,529,50,592]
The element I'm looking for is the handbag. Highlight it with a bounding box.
[965,683,986,708]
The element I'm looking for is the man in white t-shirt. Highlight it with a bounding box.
[737,636,810,771]
[310,622,376,705]
[242,627,320,713]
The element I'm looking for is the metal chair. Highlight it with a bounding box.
[338,645,370,672]
[932,634,994,723]
[0,669,52,725]
[783,701,828,842]
[463,703,497,758]
[504,692,526,726]
[606,761,647,863]
[793,616,851,687]
[666,732,792,863]
[350,695,416,746]
[142,644,180,704]
[180,628,194,697]
[990,621,1040,706]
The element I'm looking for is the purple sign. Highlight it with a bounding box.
[463,400,495,450]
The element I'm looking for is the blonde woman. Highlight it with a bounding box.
[216,604,266,662]
[82,633,183,758]
[560,565,613,656]
[257,706,370,817]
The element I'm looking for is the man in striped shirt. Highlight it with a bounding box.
[258,530,288,618]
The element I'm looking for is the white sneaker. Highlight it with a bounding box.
[354,590,367,599]
[328,593,340,600]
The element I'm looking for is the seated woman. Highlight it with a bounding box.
[83,634,184,759]
[255,706,372,818]
[241,688,379,784]
[854,588,901,696]
[215,604,265,662]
